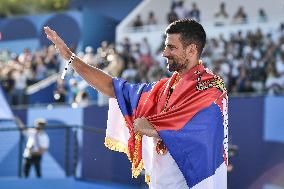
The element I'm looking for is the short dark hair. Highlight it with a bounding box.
[165,19,206,56]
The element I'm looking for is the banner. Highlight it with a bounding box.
[0,86,13,120]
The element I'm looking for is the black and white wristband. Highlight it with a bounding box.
[61,53,76,80]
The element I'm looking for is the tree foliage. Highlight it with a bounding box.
[0,0,69,17]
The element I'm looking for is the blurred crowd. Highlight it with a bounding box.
[1,22,284,106]
[132,1,268,28]
[202,24,284,95]
[120,23,284,96]
[0,44,89,106]
[0,46,60,105]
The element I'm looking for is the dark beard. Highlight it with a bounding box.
[167,58,187,72]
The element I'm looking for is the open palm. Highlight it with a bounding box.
[44,26,71,60]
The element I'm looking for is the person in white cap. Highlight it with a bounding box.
[17,118,49,178]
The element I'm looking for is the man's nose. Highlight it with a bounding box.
[162,49,168,57]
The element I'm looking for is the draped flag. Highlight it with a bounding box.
[105,62,228,188]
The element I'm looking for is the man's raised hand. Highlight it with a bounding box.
[44,26,72,60]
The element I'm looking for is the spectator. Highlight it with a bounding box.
[174,1,188,19]
[233,6,247,24]
[91,41,110,70]
[13,69,27,105]
[250,60,266,92]
[121,61,138,83]
[146,11,157,25]
[83,46,97,66]
[236,66,254,93]
[280,23,284,38]
[93,47,106,69]
[188,3,201,22]
[18,48,32,64]
[69,79,79,103]
[265,63,282,94]
[103,54,124,77]
[132,15,144,28]
[101,41,109,55]
[44,46,59,76]
[214,2,229,26]
[75,90,90,107]
[276,53,284,87]
[257,8,268,23]
[147,64,164,82]
[274,23,284,42]
[53,79,67,103]
[214,59,230,85]
[132,43,142,62]
[167,6,179,24]
[16,118,49,178]
[0,69,15,104]
[139,54,154,70]
[34,54,47,81]
[140,37,151,56]
[23,61,36,86]
[121,37,131,55]
[135,63,148,83]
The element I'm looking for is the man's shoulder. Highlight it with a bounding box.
[197,67,227,93]
[156,77,170,85]
[24,128,36,136]
[151,77,170,91]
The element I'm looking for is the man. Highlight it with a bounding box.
[44,19,228,188]
[17,118,49,178]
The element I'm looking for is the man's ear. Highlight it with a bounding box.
[185,44,198,57]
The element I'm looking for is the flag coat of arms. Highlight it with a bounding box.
[105,63,228,189]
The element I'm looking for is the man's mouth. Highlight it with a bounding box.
[167,58,173,63]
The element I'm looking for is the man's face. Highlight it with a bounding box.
[163,34,189,73]
[36,124,44,131]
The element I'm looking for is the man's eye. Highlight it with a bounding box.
[165,45,175,51]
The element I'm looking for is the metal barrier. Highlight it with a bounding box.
[0,125,105,178]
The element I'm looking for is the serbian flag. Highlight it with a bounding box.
[105,63,228,188]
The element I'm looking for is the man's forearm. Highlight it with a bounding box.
[43,27,115,98]
[71,56,115,98]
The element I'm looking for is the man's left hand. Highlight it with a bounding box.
[133,117,160,138]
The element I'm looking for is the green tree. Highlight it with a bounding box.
[0,0,69,17]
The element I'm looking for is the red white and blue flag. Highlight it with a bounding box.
[105,63,228,188]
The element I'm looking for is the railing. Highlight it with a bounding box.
[25,74,59,96]
[0,125,105,178]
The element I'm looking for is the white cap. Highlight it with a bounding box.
[85,46,93,53]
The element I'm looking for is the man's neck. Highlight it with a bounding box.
[178,59,200,77]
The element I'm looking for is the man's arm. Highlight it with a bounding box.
[71,57,115,98]
[44,26,115,98]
